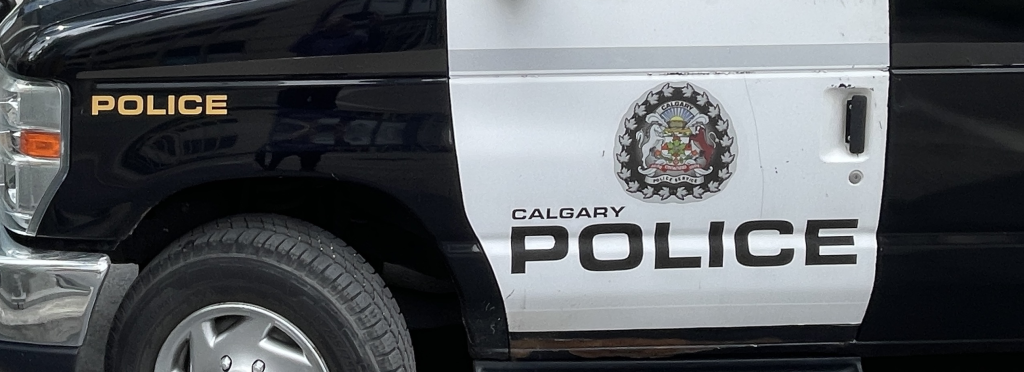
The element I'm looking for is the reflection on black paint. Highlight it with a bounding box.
[124,117,242,174]
[258,86,337,172]
[892,0,1024,67]
[115,82,452,178]
[893,0,1024,43]
[256,83,451,172]
[882,73,1024,234]
[291,4,379,57]
[869,72,1024,342]
[1,0,444,80]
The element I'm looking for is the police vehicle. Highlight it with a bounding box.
[0,0,1019,371]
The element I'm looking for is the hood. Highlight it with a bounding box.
[7,0,143,29]
[0,0,159,74]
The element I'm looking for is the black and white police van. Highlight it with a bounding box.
[0,0,1019,371]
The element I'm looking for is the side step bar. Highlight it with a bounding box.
[476,357,861,372]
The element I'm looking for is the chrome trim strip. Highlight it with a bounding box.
[24,78,71,236]
[449,43,889,75]
[0,228,109,346]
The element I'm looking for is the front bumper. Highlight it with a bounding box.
[0,227,135,372]
[0,229,108,347]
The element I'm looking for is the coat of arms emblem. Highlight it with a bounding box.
[615,82,737,202]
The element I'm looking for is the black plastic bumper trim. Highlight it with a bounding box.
[0,341,77,372]
[475,357,861,372]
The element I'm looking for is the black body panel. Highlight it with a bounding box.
[892,0,1024,68]
[878,71,1024,235]
[0,0,138,65]
[0,0,1021,362]
[1,0,446,81]
[0,0,454,241]
[868,0,1024,344]
[48,79,462,240]
[0,341,77,372]
[863,233,1024,341]
[869,71,1024,341]
[0,0,510,360]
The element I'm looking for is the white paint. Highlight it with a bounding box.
[448,0,890,332]
[448,0,887,51]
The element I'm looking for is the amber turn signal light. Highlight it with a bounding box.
[19,131,61,158]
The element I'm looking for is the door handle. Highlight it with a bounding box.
[845,95,867,154]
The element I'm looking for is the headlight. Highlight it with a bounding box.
[0,66,68,235]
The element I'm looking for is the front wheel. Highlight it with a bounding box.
[106,214,415,372]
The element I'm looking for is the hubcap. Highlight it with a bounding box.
[155,303,328,372]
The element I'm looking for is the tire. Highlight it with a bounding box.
[106,214,415,372]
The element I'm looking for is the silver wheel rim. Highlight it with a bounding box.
[155,302,329,372]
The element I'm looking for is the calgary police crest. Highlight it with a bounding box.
[615,82,737,202]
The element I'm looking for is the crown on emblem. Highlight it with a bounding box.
[668,116,688,128]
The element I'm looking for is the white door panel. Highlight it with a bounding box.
[448,0,886,49]
[448,0,888,76]
[448,0,889,333]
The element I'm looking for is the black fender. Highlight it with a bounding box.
[1,0,510,360]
